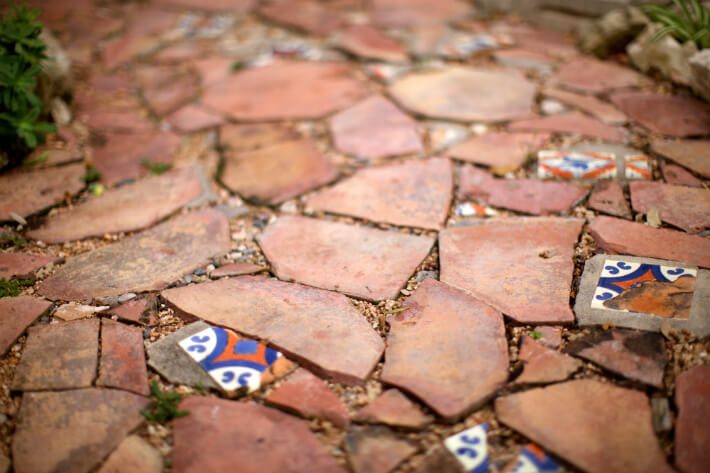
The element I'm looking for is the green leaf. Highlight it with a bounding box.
[142,158,172,175]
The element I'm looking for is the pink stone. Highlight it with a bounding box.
[514,336,581,385]
[493,48,556,74]
[336,25,408,62]
[588,180,631,218]
[354,389,431,429]
[193,56,234,87]
[142,73,200,116]
[510,111,626,142]
[345,426,417,473]
[96,319,149,395]
[652,139,710,178]
[662,163,704,188]
[552,57,648,93]
[210,262,264,278]
[154,0,255,11]
[0,253,57,279]
[534,326,562,349]
[675,365,710,473]
[258,0,345,35]
[447,132,550,174]
[0,296,52,356]
[610,92,710,138]
[166,104,224,133]
[630,181,710,234]
[544,87,627,124]
[109,297,157,326]
[372,0,470,27]
[220,123,299,153]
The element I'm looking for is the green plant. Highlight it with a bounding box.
[0,278,33,297]
[0,231,27,248]
[142,158,171,175]
[82,166,100,183]
[141,381,189,423]
[643,0,710,49]
[529,330,543,340]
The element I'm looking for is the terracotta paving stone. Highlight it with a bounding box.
[552,57,648,93]
[534,326,562,349]
[459,166,588,215]
[28,166,211,243]
[307,158,451,229]
[97,435,163,473]
[662,163,704,188]
[447,132,550,174]
[192,56,234,87]
[81,107,155,134]
[543,87,627,124]
[336,25,408,62]
[0,453,7,473]
[629,181,710,234]
[651,139,710,178]
[12,319,99,390]
[389,67,536,122]
[496,380,674,473]
[142,73,200,116]
[510,111,626,142]
[381,279,508,420]
[514,336,582,385]
[372,0,470,27]
[566,329,667,388]
[258,0,345,35]
[675,365,710,473]
[108,297,157,326]
[209,262,264,278]
[354,389,431,429]
[173,397,346,473]
[257,216,435,301]
[202,62,368,121]
[96,319,149,395]
[220,123,299,153]
[411,445,463,473]
[0,297,52,356]
[329,95,423,160]
[0,253,57,279]
[221,138,338,205]
[0,163,85,221]
[345,426,417,473]
[440,218,583,324]
[610,92,710,138]
[588,180,631,218]
[39,209,230,302]
[493,47,556,74]
[12,388,148,473]
[53,302,108,321]
[588,216,710,268]
[265,368,349,427]
[155,0,255,12]
[166,104,224,133]
[162,276,384,384]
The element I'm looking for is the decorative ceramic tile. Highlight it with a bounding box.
[624,154,652,180]
[509,444,561,473]
[444,423,489,473]
[537,150,616,180]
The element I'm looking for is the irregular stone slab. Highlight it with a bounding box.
[412,444,465,473]
[53,302,108,321]
[493,48,556,75]
[221,138,338,205]
[496,380,674,473]
[675,365,710,473]
[307,158,451,230]
[440,218,583,323]
[173,397,346,473]
[552,57,647,93]
[155,0,255,11]
[372,0,470,27]
[265,368,349,427]
[389,67,536,122]
[652,139,710,178]
[39,209,230,302]
[258,0,344,35]
[663,162,704,188]
[345,426,417,473]
[575,254,710,337]
[336,25,408,62]
[354,389,431,429]
[566,329,667,388]
[447,132,550,174]
[210,262,264,278]
[381,279,508,420]
[514,336,581,385]
[510,111,626,142]
[630,181,710,234]
[166,104,224,133]
[97,319,149,395]
[203,62,368,121]
[588,216,710,268]
[588,180,631,218]
[109,296,157,326]
[257,216,435,301]
[535,326,562,348]
[544,87,627,124]
[220,123,298,153]
[12,388,148,473]
[28,166,211,243]
[12,318,99,390]
[610,92,710,137]
[329,95,423,160]
[0,163,84,221]
[162,277,384,384]
[0,296,51,356]
[97,435,162,473]
[459,166,588,215]
[0,253,57,279]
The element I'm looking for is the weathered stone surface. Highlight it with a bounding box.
[459,166,588,215]
[13,388,148,473]
[162,277,384,384]
[257,216,434,301]
[652,139,710,178]
[389,67,536,122]
[589,216,710,268]
[354,389,431,429]
[96,319,149,395]
[566,329,667,388]
[210,262,264,278]
[544,87,627,124]
[29,166,211,243]
[552,57,647,93]
[259,0,344,35]
[221,138,338,205]
[0,253,57,279]
[155,0,255,11]
[372,0,470,27]
[0,163,84,221]
[345,426,417,473]
[493,48,555,75]
[514,336,581,385]
[0,296,51,355]
[440,218,583,323]
[97,435,162,473]
[203,62,367,121]
[447,132,550,174]
[39,210,230,302]
[166,104,224,133]
[0,452,7,473]
[53,302,108,321]
[337,25,407,62]
[173,397,345,473]
[109,296,157,326]
[220,123,298,153]
[12,318,99,390]
[510,111,626,142]
[381,279,508,420]
[589,180,631,218]
[411,445,463,473]
[329,95,423,160]
[610,92,710,137]
[675,365,710,473]
[662,163,703,188]
[630,181,710,234]
[496,380,674,473]
[535,326,562,349]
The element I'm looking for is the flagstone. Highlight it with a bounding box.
[651,139,710,178]
[257,216,435,301]
[12,388,148,473]
[496,380,674,473]
[588,180,631,218]
[440,218,583,324]
[97,435,162,473]
[354,389,431,429]
[336,25,408,62]
[0,253,57,279]
[411,445,464,473]
[39,209,230,302]
[82,107,155,134]
[510,111,626,142]
[142,73,200,116]
[675,365,710,473]
[630,181,710,234]
[544,87,627,124]
[329,95,423,160]
[514,336,581,385]
[173,397,346,473]
[493,48,556,74]
[447,132,550,174]
[534,326,562,349]
[345,426,417,473]
[610,92,710,137]
[96,319,149,395]
[53,302,108,321]
[220,123,298,153]
[372,0,470,27]
[0,297,51,356]
[108,296,157,326]
[155,0,255,12]
[259,0,345,35]
[662,163,704,188]
[389,67,536,122]
[166,104,224,133]
[210,262,264,278]
[552,57,647,93]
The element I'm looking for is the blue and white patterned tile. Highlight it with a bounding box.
[444,423,489,473]
[508,444,561,473]
[537,150,616,180]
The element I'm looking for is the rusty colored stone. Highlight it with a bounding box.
[447,132,550,174]
[675,365,710,473]
[220,123,299,153]
[97,435,162,473]
[210,262,264,278]
[411,445,463,473]
[0,253,57,279]
[652,139,710,178]
[0,296,52,356]
[53,302,107,321]
[372,0,470,27]
[259,0,345,35]
[154,0,255,11]
[167,104,224,133]
[662,163,704,188]
[337,25,408,62]
[552,57,647,93]
[588,180,631,219]
[108,297,157,326]
[354,389,431,429]
[97,319,149,395]
[510,111,626,142]
[610,92,710,138]
[544,87,627,124]
[534,326,562,349]
[630,181,710,234]
[345,426,417,473]
[604,277,695,319]
[514,336,581,385]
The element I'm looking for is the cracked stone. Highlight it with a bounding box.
[258,0,345,35]
[514,336,582,385]
[96,319,149,395]
[0,296,52,356]
[354,389,432,429]
[630,181,710,234]
[108,296,158,326]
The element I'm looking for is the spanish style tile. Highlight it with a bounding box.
[507,444,561,473]
[444,423,489,473]
[537,150,616,180]
[624,154,652,180]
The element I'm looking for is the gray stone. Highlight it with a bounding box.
[578,7,647,58]
[627,24,697,86]
[690,49,710,102]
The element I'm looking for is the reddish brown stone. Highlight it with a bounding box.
[497,23,578,59]
[142,73,200,116]
[221,138,338,205]
[510,111,626,142]
[652,139,710,178]
[610,92,710,138]
[662,163,703,188]
[440,218,583,323]
[0,296,51,356]
[544,87,627,124]
[552,57,647,94]
[53,302,107,321]
[675,365,710,473]
[345,426,417,473]
[329,95,423,160]
[411,445,463,473]
[109,297,157,326]
[259,0,345,35]
[82,107,155,134]
[588,180,631,218]
[514,336,581,385]
[97,319,149,395]
[192,56,234,87]
[210,262,264,278]
[166,104,224,133]
[161,276,384,384]
[337,25,408,62]
[372,0,470,27]
[0,253,57,279]
[154,0,255,11]
[97,435,162,473]
[12,388,148,473]
[173,397,346,473]
[39,210,230,302]
[220,123,298,153]
[12,319,99,390]
[534,326,562,349]
[447,132,550,174]
[354,389,431,429]
[630,181,710,234]
[257,216,435,301]
[496,380,674,473]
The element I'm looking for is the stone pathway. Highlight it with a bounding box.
[0,1,709,472]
